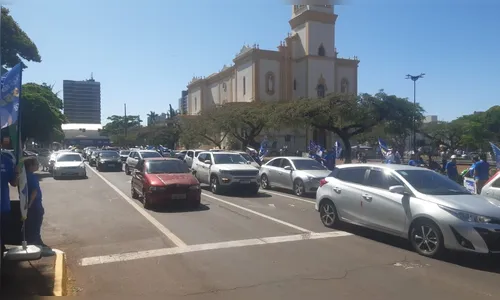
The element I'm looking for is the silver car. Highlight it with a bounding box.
[316,163,500,258]
[480,170,500,199]
[259,157,331,196]
[53,153,86,179]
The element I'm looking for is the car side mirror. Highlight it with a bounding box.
[283,165,292,171]
[389,185,406,195]
[204,160,212,164]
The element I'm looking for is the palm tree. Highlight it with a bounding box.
[147,111,158,126]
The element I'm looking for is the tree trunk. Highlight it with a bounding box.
[339,133,353,163]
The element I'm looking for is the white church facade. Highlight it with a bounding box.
[186,5,359,150]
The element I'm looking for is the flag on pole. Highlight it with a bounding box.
[334,140,342,157]
[489,142,500,169]
[378,138,390,160]
[0,63,28,220]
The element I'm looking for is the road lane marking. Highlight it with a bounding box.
[263,190,316,204]
[79,231,352,266]
[202,192,312,233]
[86,163,187,247]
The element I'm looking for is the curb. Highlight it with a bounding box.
[52,249,68,296]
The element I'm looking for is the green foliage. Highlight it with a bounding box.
[178,115,227,148]
[20,83,67,143]
[102,115,142,137]
[147,111,158,126]
[1,8,41,72]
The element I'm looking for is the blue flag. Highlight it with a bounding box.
[378,138,389,159]
[335,140,342,157]
[0,63,22,129]
[489,142,500,169]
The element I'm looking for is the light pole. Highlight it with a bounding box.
[405,73,425,153]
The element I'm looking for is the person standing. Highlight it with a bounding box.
[474,153,490,194]
[0,151,18,258]
[24,157,46,247]
[445,155,458,182]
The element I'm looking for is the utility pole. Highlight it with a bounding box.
[124,103,127,137]
[405,73,425,153]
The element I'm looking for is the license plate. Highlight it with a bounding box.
[240,180,251,184]
[171,194,187,200]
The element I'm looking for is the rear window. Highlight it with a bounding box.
[140,151,162,158]
[336,167,367,184]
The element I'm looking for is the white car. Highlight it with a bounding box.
[192,151,260,195]
[184,149,204,168]
[52,152,86,179]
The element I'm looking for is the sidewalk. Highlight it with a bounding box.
[0,249,67,296]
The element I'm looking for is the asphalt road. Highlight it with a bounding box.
[38,164,500,299]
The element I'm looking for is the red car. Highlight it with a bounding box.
[131,158,201,209]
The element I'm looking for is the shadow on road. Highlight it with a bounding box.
[200,186,272,198]
[36,172,53,181]
[338,222,500,274]
[265,187,315,199]
[0,260,54,297]
[152,203,210,214]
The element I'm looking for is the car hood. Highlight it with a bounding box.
[55,161,83,167]
[216,164,258,171]
[430,194,500,217]
[146,173,198,186]
[297,169,331,178]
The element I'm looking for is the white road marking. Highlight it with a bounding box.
[86,164,187,247]
[202,192,312,233]
[79,231,352,266]
[268,204,275,208]
[263,190,316,204]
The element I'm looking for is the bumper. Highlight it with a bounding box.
[98,162,122,169]
[304,180,320,193]
[53,168,86,177]
[441,218,500,254]
[218,175,259,188]
[147,190,201,205]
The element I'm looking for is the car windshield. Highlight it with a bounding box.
[396,169,471,195]
[140,151,162,158]
[213,153,247,164]
[195,151,203,157]
[57,154,82,162]
[120,151,130,155]
[146,160,190,174]
[239,153,255,163]
[91,152,100,157]
[100,152,119,158]
[292,159,326,170]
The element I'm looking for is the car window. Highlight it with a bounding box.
[281,159,292,168]
[336,167,367,184]
[365,169,401,190]
[269,158,282,167]
[396,169,470,195]
[195,151,203,157]
[291,159,326,170]
[492,176,500,188]
[140,151,162,158]
[146,160,191,174]
[197,153,207,162]
[57,154,83,162]
[187,151,194,158]
[129,152,136,158]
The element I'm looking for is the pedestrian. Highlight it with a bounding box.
[0,150,18,259]
[445,155,458,182]
[24,157,46,247]
[473,153,490,194]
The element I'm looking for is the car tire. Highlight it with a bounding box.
[143,191,152,209]
[125,164,131,175]
[293,179,305,196]
[260,174,270,190]
[409,219,444,258]
[131,186,139,199]
[210,175,221,194]
[319,199,340,228]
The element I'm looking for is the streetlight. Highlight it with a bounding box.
[405,73,425,153]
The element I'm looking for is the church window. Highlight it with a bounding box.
[243,77,246,95]
[341,78,349,93]
[317,84,325,98]
[318,44,325,56]
[293,79,297,90]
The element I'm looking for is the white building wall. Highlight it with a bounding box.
[291,24,306,58]
[187,86,201,115]
[308,22,335,57]
[292,60,307,99]
[307,59,335,98]
[259,59,281,101]
[336,65,357,94]
[208,82,220,106]
[236,60,253,102]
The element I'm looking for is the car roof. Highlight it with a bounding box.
[137,150,159,153]
[144,157,179,161]
[270,156,314,160]
[336,163,431,172]
[204,151,243,155]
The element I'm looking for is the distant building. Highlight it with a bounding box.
[148,113,167,126]
[63,75,101,124]
[178,90,188,115]
[62,123,110,147]
[424,115,438,123]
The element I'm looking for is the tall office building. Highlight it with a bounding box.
[178,90,188,115]
[63,76,101,124]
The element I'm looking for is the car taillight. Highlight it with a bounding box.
[319,178,328,187]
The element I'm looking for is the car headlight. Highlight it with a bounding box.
[189,185,200,190]
[439,205,492,223]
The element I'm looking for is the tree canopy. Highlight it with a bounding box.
[102,115,142,137]
[1,7,41,72]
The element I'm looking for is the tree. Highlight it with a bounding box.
[279,92,422,162]
[20,83,66,143]
[102,115,142,137]
[419,120,465,150]
[147,111,158,126]
[168,104,177,119]
[136,125,180,148]
[179,115,227,148]
[1,7,41,72]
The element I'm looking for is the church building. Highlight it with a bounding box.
[186,5,359,150]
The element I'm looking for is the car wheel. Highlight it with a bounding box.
[125,164,131,175]
[260,174,270,190]
[210,175,221,194]
[143,191,152,209]
[293,179,305,196]
[131,186,139,199]
[410,219,444,258]
[319,199,340,228]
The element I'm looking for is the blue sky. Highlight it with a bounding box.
[8,0,500,123]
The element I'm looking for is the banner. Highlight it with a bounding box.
[489,142,500,169]
[0,63,28,220]
[378,138,389,159]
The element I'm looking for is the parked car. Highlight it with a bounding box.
[233,151,260,168]
[88,150,101,166]
[259,157,330,196]
[119,150,130,162]
[192,151,259,195]
[52,152,86,179]
[316,163,500,258]
[124,150,163,175]
[96,151,122,171]
[131,158,201,209]
[183,149,204,168]
[480,170,500,199]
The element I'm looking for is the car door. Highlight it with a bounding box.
[482,174,500,200]
[331,167,369,223]
[195,153,208,183]
[276,158,294,189]
[357,167,407,236]
[185,151,194,168]
[265,158,283,188]
[130,152,140,168]
[132,160,145,195]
